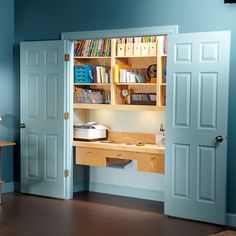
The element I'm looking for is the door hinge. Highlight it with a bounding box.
[64,112,69,120]
[64,170,69,177]
[64,53,70,62]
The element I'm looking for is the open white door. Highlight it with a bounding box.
[165,31,230,224]
[20,40,73,199]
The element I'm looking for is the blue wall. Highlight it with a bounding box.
[14,0,236,213]
[0,0,17,183]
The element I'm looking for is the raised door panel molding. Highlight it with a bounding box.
[44,73,58,120]
[44,49,58,66]
[45,135,58,182]
[26,73,39,120]
[200,42,219,63]
[197,146,216,203]
[198,73,217,129]
[26,49,39,66]
[174,43,192,63]
[173,73,191,128]
[26,134,39,179]
[172,144,190,199]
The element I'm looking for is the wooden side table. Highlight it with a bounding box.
[0,141,16,204]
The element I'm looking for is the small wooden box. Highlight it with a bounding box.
[117,43,125,57]
[149,42,157,56]
[141,43,149,56]
[125,43,133,57]
[133,43,141,56]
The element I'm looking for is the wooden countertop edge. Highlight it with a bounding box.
[0,141,16,147]
[72,141,165,154]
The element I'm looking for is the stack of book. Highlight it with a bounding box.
[74,39,111,57]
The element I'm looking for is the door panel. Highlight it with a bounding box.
[197,146,215,203]
[165,31,230,225]
[172,144,190,199]
[44,73,58,120]
[198,73,217,129]
[26,134,39,179]
[45,134,58,181]
[173,73,191,127]
[26,73,39,119]
[20,40,71,199]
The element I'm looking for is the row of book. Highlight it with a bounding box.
[74,39,111,57]
[93,66,111,83]
[130,93,156,105]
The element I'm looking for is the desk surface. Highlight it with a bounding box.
[73,140,165,154]
[0,141,16,147]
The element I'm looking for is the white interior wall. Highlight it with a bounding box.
[74,109,165,133]
[73,109,165,199]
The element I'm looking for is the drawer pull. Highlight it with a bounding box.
[151,156,157,160]
[117,153,122,157]
[88,150,92,154]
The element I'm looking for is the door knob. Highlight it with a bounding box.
[215,135,223,143]
[19,123,26,129]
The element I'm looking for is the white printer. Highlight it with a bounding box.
[73,122,108,141]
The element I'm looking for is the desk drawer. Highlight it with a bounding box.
[137,153,164,173]
[75,147,106,167]
[75,146,165,173]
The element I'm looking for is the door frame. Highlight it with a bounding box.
[61,25,178,41]
[64,40,74,199]
[62,25,179,199]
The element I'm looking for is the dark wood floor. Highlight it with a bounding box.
[0,192,231,236]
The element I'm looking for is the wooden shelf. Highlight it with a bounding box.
[74,83,110,86]
[74,56,111,59]
[73,140,165,155]
[115,55,157,59]
[114,83,156,86]
[73,37,167,110]
[73,103,165,111]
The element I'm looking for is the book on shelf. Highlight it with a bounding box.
[74,65,111,84]
[113,64,131,83]
[114,64,147,83]
[130,93,157,105]
[74,39,111,57]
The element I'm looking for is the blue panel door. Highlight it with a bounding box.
[165,31,230,224]
[20,41,72,199]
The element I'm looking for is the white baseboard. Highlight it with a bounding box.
[74,181,164,202]
[1,182,14,193]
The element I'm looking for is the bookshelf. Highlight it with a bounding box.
[73,35,167,110]
[73,36,167,173]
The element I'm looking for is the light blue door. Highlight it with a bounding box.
[165,31,230,224]
[20,40,73,199]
